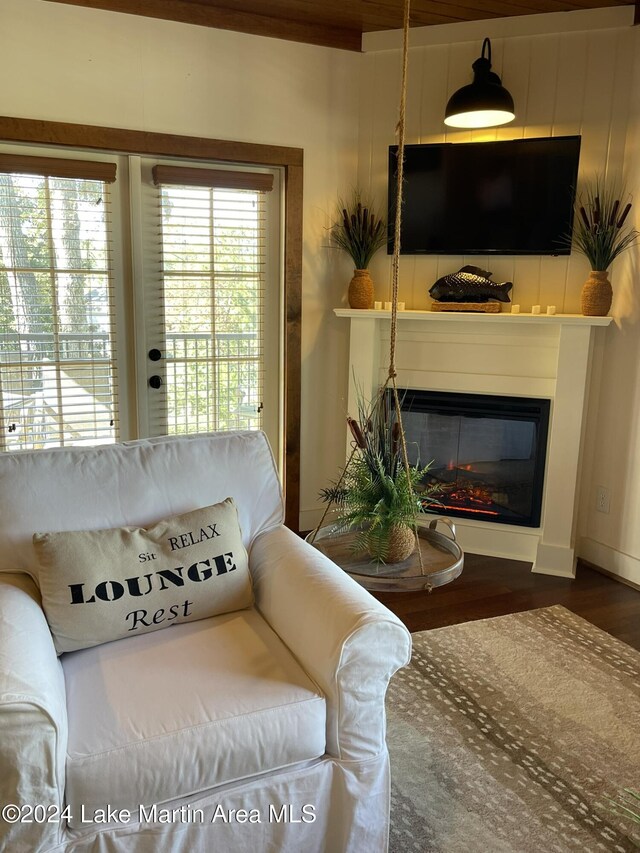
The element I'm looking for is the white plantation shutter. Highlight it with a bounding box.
[150,166,273,437]
[0,156,118,451]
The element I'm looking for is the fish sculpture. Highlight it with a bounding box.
[429,265,513,303]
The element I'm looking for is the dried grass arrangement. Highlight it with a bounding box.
[330,192,387,270]
[572,177,639,271]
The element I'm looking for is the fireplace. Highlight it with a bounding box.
[334,310,611,576]
[390,389,550,528]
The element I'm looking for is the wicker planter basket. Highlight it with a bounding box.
[581,270,613,317]
[368,523,416,564]
[348,269,374,309]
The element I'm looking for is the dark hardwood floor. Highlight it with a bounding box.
[375,555,640,651]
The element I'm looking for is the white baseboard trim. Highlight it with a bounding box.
[579,537,640,587]
[533,542,576,578]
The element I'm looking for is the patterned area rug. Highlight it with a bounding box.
[387,606,640,852]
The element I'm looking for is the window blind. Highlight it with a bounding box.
[0,153,116,183]
[0,166,119,451]
[153,173,267,437]
[152,165,273,192]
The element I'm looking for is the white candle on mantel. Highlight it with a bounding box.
[397,302,405,311]
[511,304,520,314]
[532,305,541,315]
[547,305,556,315]
[384,301,392,310]
[374,301,382,310]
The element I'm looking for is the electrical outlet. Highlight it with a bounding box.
[595,485,611,514]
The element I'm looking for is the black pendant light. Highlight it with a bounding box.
[444,38,515,129]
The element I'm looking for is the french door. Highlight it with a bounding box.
[131,157,282,466]
[0,145,284,470]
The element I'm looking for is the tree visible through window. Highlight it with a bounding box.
[0,166,117,451]
[155,179,267,436]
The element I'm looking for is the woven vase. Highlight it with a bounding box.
[369,523,415,564]
[348,269,374,309]
[581,270,612,317]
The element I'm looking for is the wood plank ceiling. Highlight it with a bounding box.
[46,0,636,51]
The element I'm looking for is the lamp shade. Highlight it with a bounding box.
[444,39,515,129]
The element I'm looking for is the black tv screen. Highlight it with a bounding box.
[388,135,581,255]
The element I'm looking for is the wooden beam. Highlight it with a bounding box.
[44,0,363,51]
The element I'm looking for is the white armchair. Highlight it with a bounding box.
[0,431,411,853]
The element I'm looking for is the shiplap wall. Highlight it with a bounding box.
[357,20,635,314]
[356,13,640,583]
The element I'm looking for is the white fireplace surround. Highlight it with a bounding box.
[335,309,612,578]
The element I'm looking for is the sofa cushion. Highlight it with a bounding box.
[34,498,252,654]
[61,607,326,828]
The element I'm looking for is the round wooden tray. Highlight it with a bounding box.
[307,517,464,592]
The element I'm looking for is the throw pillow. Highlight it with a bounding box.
[33,498,252,654]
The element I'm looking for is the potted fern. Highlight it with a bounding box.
[330,192,387,309]
[571,177,639,316]
[320,389,430,563]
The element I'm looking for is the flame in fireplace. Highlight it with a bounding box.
[422,480,501,519]
[439,504,499,517]
[448,486,493,506]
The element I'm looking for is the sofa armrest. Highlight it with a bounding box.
[0,573,67,853]
[250,526,411,761]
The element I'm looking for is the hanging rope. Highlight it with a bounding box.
[311,0,430,588]
[388,0,410,382]
[379,0,429,584]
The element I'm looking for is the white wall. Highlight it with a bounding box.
[356,9,640,585]
[579,24,640,586]
[0,0,361,529]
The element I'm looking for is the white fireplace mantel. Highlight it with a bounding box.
[335,309,612,326]
[335,308,613,578]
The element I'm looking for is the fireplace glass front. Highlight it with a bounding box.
[390,390,550,527]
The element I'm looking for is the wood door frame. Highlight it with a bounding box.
[0,115,302,531]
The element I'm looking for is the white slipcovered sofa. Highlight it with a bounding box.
[0,430,411,853]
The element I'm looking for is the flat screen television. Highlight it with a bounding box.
[388,135,581,255]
